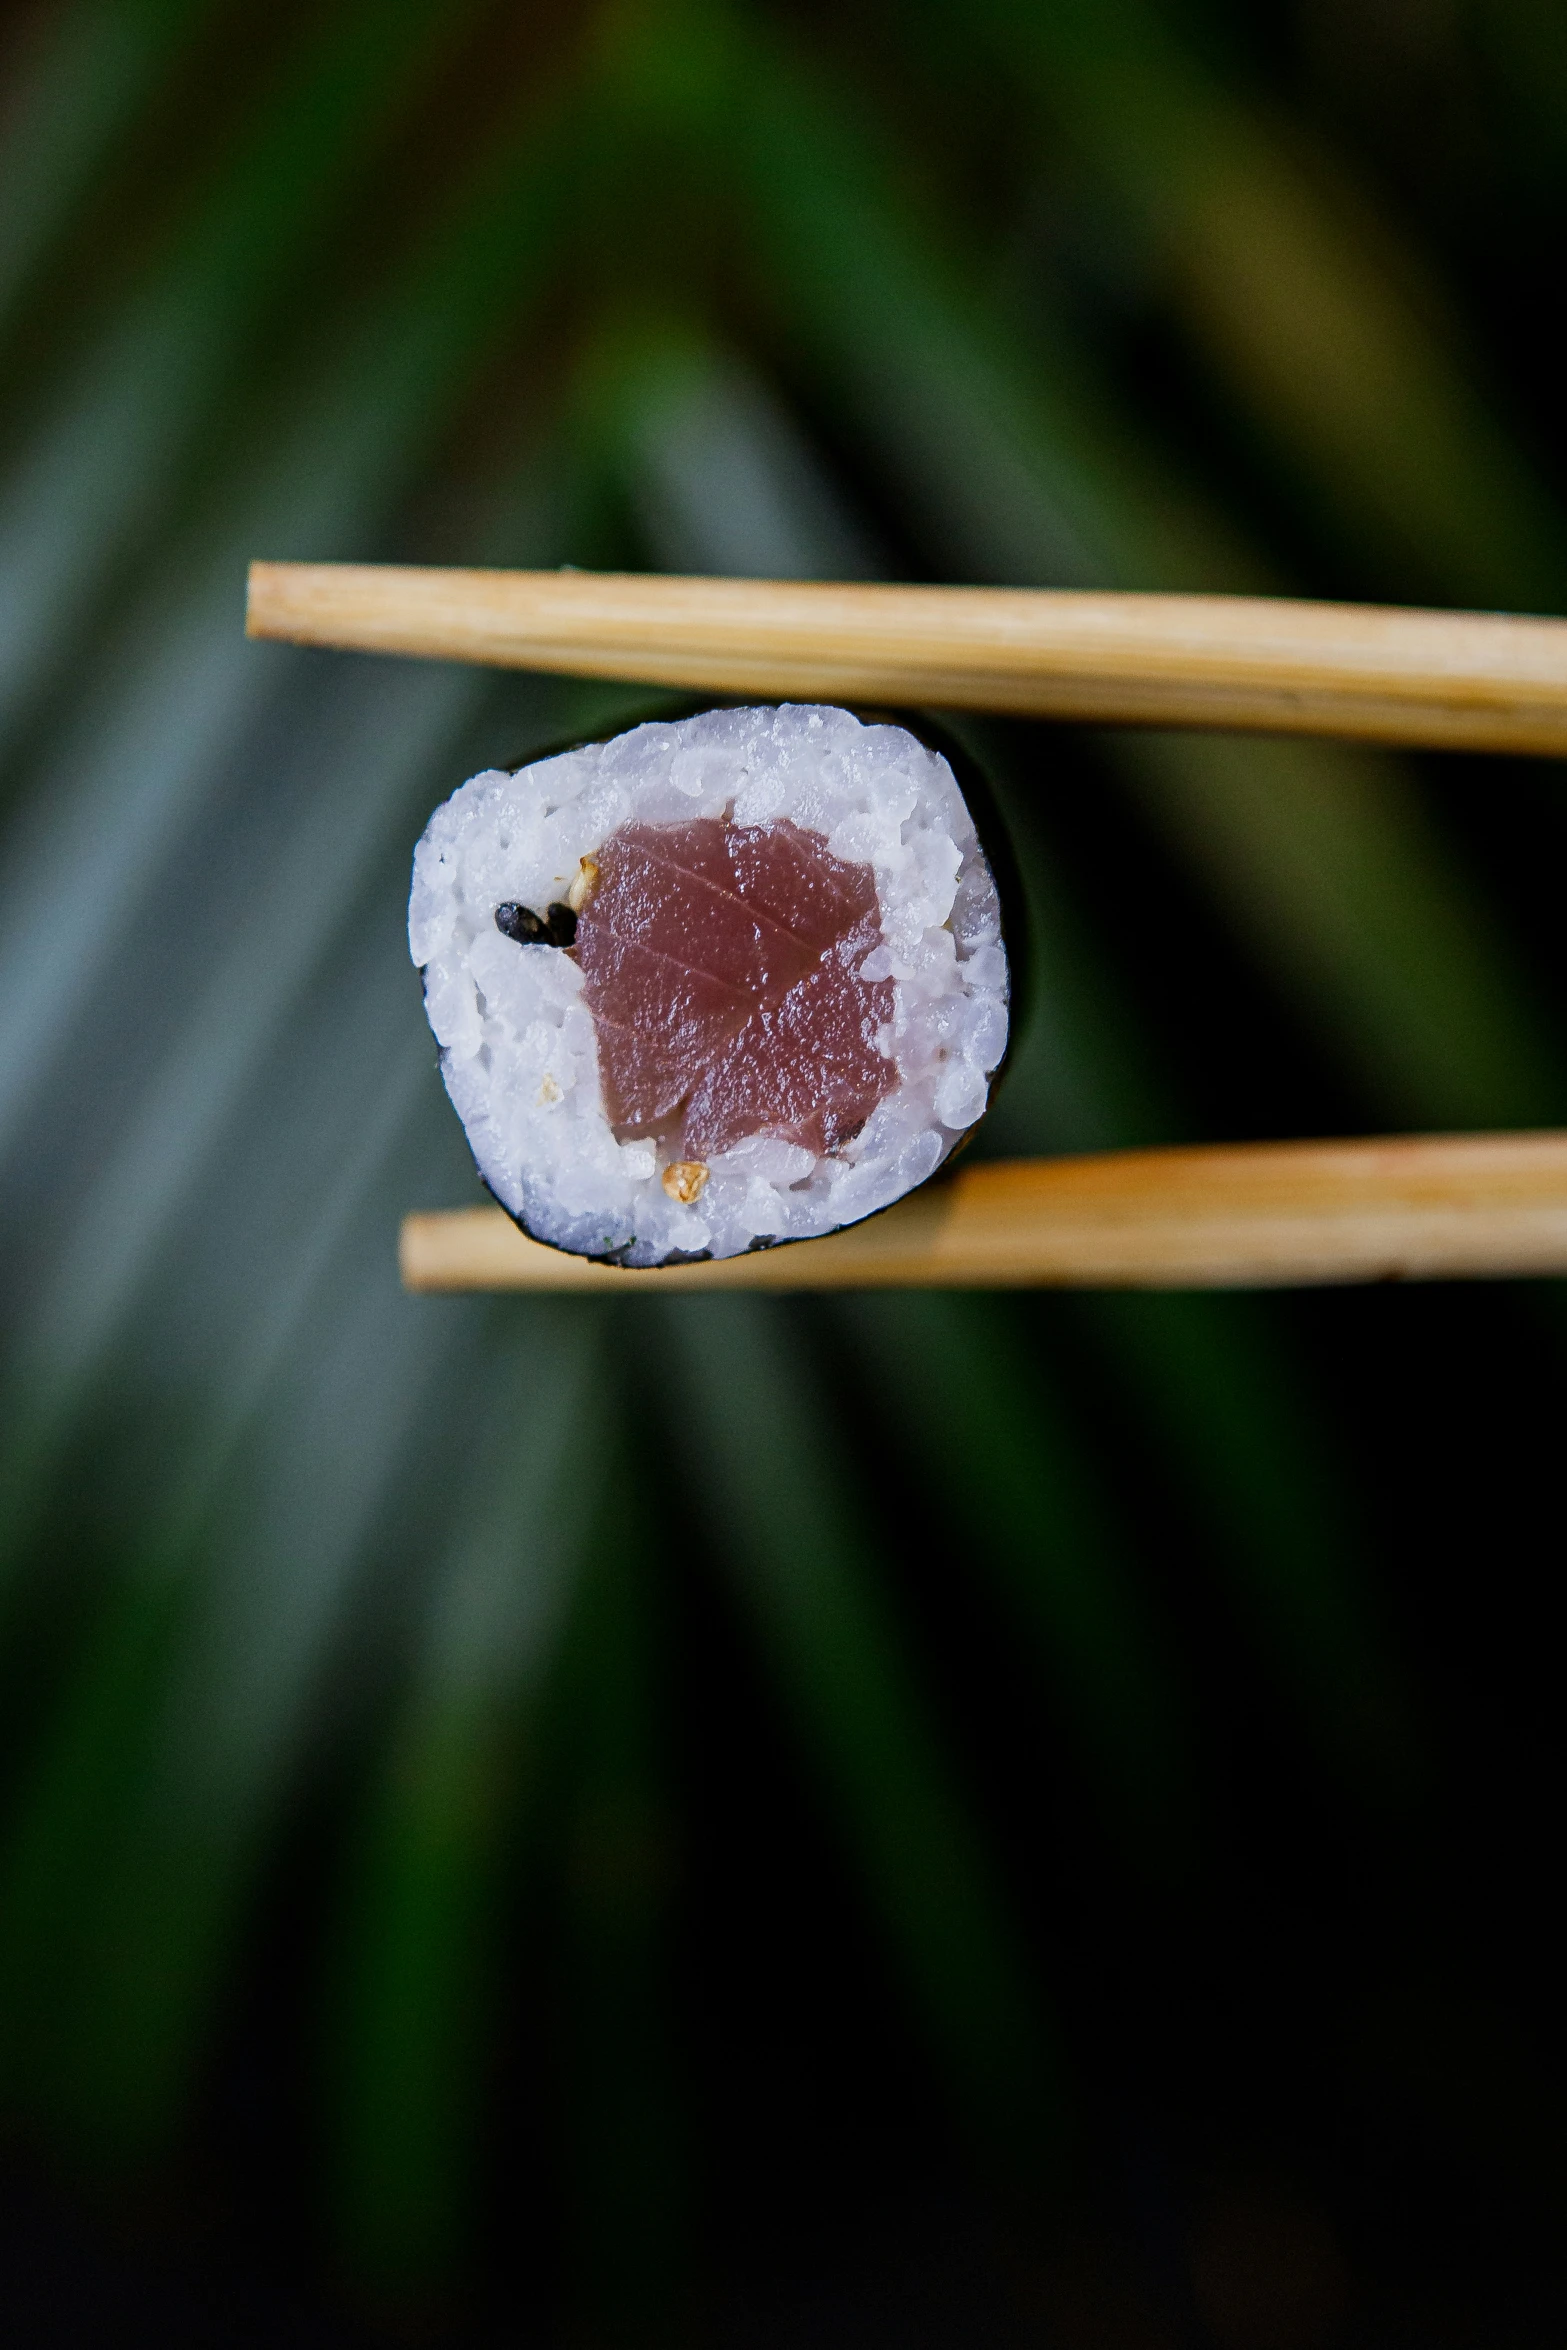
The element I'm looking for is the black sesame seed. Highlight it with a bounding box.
[494,900,579,948]
[494,901,549,944]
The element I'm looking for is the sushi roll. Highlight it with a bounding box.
[408,703,1011,1266]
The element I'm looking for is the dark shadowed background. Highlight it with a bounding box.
[2,1,1566,2341]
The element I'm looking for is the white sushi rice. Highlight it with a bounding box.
[408,703,1010,1265]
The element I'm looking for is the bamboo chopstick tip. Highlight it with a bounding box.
[399,1213,438,1291]
[244,560,273,638]
[246,559,312,638]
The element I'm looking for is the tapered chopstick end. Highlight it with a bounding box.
[245,559,283,641]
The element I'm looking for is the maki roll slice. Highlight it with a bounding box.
[408,703,1011,1266]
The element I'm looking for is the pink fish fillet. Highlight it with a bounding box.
[573,817,896,1159]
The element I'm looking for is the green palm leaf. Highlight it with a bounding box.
[659,1292,1060,2152]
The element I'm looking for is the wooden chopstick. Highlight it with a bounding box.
[248,563,1567,755]
[400,1132,1567,1293]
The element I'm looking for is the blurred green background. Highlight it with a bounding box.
[2,0,1566,2340]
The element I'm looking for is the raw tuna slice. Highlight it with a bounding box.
[573,816,896,1158]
